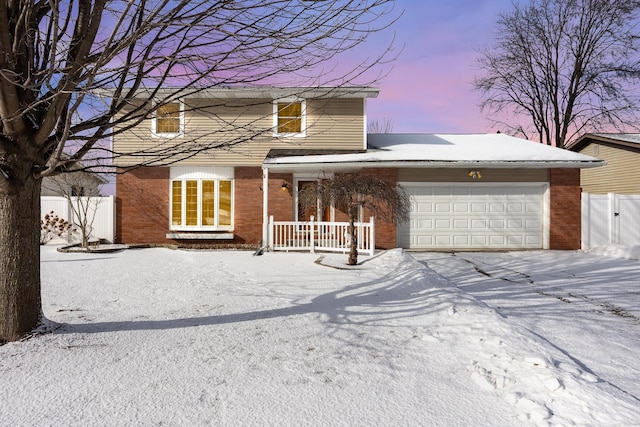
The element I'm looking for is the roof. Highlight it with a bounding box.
[567,133,640,152]
[49,154,110,184]
[264,133,604,170]
[266,149,366,158]
[86,171,109,185]
[94,86,380,100]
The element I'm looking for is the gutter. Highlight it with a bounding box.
[263,160,605,171]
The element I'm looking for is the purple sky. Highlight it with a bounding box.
[365,0,514,133]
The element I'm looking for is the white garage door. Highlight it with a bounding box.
[398,184,548,250]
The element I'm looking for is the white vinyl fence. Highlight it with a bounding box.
[269,215,375,255]
[582,193,640,248]
[41,196,115,244]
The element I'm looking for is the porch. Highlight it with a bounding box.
[268,215,375,255]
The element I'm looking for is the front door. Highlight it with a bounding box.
[296,180,331,222]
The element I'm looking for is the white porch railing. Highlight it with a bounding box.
[268,215,375,255]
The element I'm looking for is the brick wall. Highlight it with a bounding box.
[232,167,262,244]
[117,166,291,247]
[116,167,170,244]
[549,168,581,250]
[267,172,294,221]
[360,168,398,250]
[234,167,294,245]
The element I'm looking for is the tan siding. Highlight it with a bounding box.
[578,143,640,194]
[113,98,364,167]
[398,168,549,183]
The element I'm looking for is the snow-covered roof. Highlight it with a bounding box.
[264,133,603,170]
[593,133,640,144]
[568,133,640,152]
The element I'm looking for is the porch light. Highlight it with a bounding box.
[468,170,482,180]
[281,181,289,192]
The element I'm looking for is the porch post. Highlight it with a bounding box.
[262,166,269,248]
[369,216,375,256]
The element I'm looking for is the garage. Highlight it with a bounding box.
[265,133,603,251]
[398,183,548,250]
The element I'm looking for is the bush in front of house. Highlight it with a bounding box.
[40,211,75,245]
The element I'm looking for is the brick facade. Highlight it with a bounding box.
[117,166,582,251]
[233,167,294,245]
[267,171,295,222]
[116,166,399,249]
[116,167,170,244]
[232,167,262,244]
[117,166,268,246]
[549,168,581,250]
[116,166,297,247]
[360,168,398,250]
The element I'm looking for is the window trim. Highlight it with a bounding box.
[152,100,184,138]
[169,176,234,232]
[273,99,306,138]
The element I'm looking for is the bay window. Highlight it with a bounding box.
[170,167,233,230]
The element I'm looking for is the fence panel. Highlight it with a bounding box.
[41,196,115,244]
[582,193,640,248]
[618,195,640,246]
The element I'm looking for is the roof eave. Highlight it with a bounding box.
[93,86,380,100]
[263,159,605,170]
[568,133,640,151]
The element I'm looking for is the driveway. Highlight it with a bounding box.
[410,250,640,403]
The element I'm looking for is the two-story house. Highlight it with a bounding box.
[112,86,602,251]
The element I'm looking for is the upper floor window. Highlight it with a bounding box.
[273,100,306,137]
[153,101,183,137]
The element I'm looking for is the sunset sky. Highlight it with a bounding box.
[365,0,514,133]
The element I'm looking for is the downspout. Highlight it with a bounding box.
[262,166,269,248]
[362,98,368,150]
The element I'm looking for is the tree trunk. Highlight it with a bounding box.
[348,204,358,266]
[0,177,42,343]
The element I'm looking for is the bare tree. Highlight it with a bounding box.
[51,172,105,249]
[0,1,398,342]
[475,0,640,148]
[367,117,394,133]
[298,173,410,265]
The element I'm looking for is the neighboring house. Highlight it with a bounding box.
[566,133,640,194]
[112,87,602,251]
[42,169,108,197]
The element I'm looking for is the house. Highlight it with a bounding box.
[112,87,603,251]
[566,133,640,248]
[41,165,108,197]
[566,133,640,194]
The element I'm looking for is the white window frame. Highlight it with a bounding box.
[169,167,234,231]
[152,100,184,138]
[273,99,306,138]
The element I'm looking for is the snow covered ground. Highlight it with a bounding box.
[1,246,639,426]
